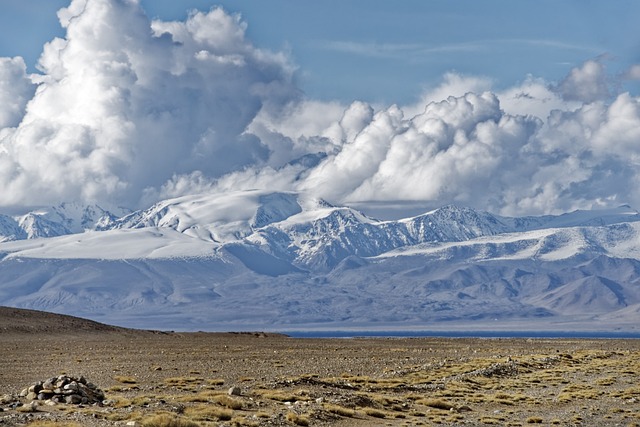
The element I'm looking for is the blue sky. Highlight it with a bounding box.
[1,0,638,105]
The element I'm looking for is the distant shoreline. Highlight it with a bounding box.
[285,330,640,339]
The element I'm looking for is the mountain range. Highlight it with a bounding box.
[1,190,640,333]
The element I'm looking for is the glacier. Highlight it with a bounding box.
[1,190,640,333]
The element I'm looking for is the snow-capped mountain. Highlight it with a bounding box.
[0,202,129,241]
[1,190,640,332]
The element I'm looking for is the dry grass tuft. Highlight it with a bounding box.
[164,377,204,386]
[23,423,82,427]
[213,394,243,409]
[363,407,387,418]
[184,404,233,421]
[417,398,456,411]
[254,388,310,402]
[141,413,201,427]
[230,416,260,427]
[114,375,138,384]
[323,404,355,417]
[286,412,311,426]
[206,378,225,386]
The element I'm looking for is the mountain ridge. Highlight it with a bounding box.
[1,191,640,331]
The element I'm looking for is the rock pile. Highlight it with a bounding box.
[19,375,105,405]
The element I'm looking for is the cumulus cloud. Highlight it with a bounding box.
[261,63,640,216]
[0,1,639,217]
[0,0,297,208]
[294,92,543,211]
[0,57,35,129]
[557,59,610,103]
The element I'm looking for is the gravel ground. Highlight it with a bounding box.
[1,307,640,426]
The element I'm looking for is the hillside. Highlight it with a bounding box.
[0,306,129,334]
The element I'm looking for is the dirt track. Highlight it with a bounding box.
[1,307,640,426]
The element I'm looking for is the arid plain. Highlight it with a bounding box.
[1,307,639,427]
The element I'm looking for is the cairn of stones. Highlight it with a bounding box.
[19,375,105,405]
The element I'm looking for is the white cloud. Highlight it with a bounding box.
[404,72,492,118]
[497,76,577,120]
[248,98,346,167]
[0,2,639,218]
[0,57,35,128]
[279,64,640,215]
[0,0,297,208]
[557,59,609,103]
[296,92,543,211]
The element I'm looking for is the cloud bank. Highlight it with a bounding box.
[1,0,640,216]
[0,0,297,208]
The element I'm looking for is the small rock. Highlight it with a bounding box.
[26,392,38,401]
[65,394,83,405]
[228,386,242,396]
[28,382,43,394]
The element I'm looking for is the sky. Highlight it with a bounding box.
[3,0,639,105]
[0,0,640,217]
